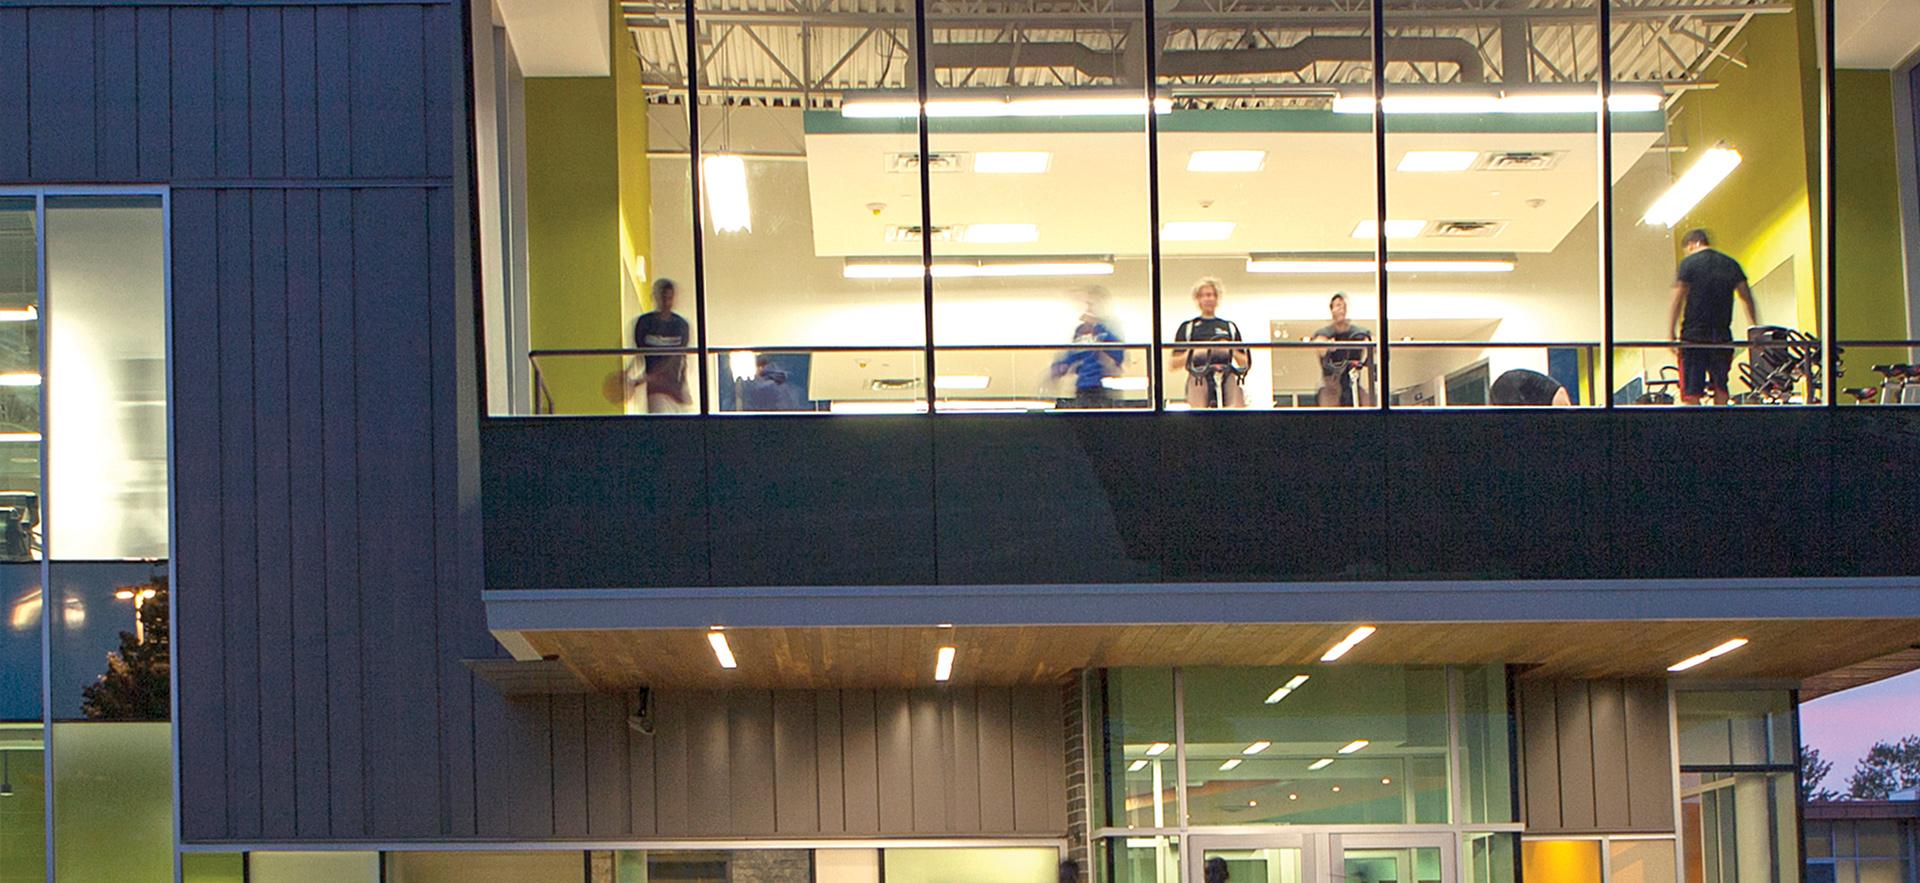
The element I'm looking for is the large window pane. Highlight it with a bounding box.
[1675,690,1793,767]
[694,1,926,415]
[1100,668,1178,830]
[1458,665,1513,825]
[1106,836,1181,883]
[50,721,171,883]
[43,196,166,559]
[1609,839,1679,883]
[1383,0,1604,408]
[1463,833,1518,883]
[386,852,584,883]
[1679,771,1798,883]
[0,566,39,723]
[1521,840,1602,883]
[1831,39,1917,405]
[249,853,380,883]
[0,731,43,883]
[1154,0,1378,411]
[883,847,1058,882]
[0,199,37,558]
[1610,0,1824,406]
[49,562,168,722]
[1180,666,1449,825]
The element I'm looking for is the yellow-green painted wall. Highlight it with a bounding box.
[524,0,652,414]
[1835,69,1912,392]
[1667,5,1822,334]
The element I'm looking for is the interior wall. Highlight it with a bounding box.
[1836,69,1913,390]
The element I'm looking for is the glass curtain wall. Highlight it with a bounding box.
[1673,690,1802,883]
[497,0,1847,414]
[0,193,172,883]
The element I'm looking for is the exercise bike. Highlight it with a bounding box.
[1847,363,1920,404]
[1186,347,1248,409]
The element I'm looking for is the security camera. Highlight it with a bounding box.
[627,688,655,736]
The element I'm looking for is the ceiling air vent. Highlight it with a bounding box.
[886,225,958,243]
[887,151,964,173]
[1431,220,1507,238]
[1483,151,1562,171]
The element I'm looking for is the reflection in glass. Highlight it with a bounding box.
[1345,845,1443,883]
[1458,666,1513,824]
[1463,833,1518,883]
[1608,839,1679,883]
[1107,836,1180,883]
[50,562,169,722]
[1680,771,1799,883]
[1101,668,1178,830]
[0,199,39,560]
[0,566,39,723]
[1202,846,1302,883]
[1674,690,1794,767]
[1610,0,1823,406]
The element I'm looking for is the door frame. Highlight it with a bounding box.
[1328,831,1458,883]
[1186,831,1318,883]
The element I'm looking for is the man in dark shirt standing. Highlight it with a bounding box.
[633,277,693,413]
[1667,229,1758,405]
[1313,292,1374,407]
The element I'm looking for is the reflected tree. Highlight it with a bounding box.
[81,575,169,721]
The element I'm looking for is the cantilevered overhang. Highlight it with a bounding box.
[482,577,1920,691]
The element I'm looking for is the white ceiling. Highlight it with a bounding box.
[1835,0,1920,68]
[804,128,1659,258]
[497,0,610,77]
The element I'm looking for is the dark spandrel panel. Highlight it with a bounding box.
[1156,415,1388,583]
[1383,413,1617,581]
[0,564,39,722]
[1828,411,1920,577]
[48,561,169,723]
[933,417,1162,585]
[706,418,935,587]
[483,418,712,589]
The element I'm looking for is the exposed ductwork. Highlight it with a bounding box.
[926,34,1486,84]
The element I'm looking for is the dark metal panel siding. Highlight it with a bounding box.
[1553,681,1598,831]
[248,8,287,180]
[686,692,732,836]
[281,9,319,180]
[550,694,588,838]
[627,691,658,836]
[1624,680,1676,831]
[284,189,332,839]
[213,8,250,178]
[814,691,846,834]
[1589,681,1633,831]
[1522,678,1677,836]
[773,691,821,834]
[251,188,298,841]
[976,686,1017,832]
[840,689,881,834]
[317,186,368,839]
[26,9,96,182]
[585,694,630,837]
[874,689,915,835]
[349,4,428,178]
[1519,680,1561,831]
[168,8,218,179]
[946,691,983,832]
[216,187,263,840]
[135,8,172,179]
[730,690,778,836]
[910,689,947,834]
[653,689,691,836]
[505,696,555,837]
[0,9,26,179]
[98,8,142,181]
[1010,686,1066,834]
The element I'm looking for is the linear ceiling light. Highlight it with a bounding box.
[0,307,36,323]
[1247,254,1515,274]
[973,151,1051,173]
[1187,150,1267,173]
[1337,89,1665,115]
[0,433,42,444]
[1397,150,1480,173]
[1146,741,1171,757]
[1308,758,1335,771]
[1162,221,1237,241]
[1334,93,1499,115]
[1128,759,1150,772]
[1339,739,1370,754]
[934,375,990,390]
[1101,376,1149,391]
[829,401,928,414]
[707,629,738,669]
[1667,638,1750,672]
[1352,220,1426,240]
[0,373,41,387]
[842,94,1172,119]
[1243,740,1272,755]
[1263,674,1311,705]
[701,154,752,233]
[1219,758,1243,771]
[1320,625,1377,662]
[934,646,956,682]
[843,258,1115,280]
[1642,147,1742,228]
[963,223,1040,244]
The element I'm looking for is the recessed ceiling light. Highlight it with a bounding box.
[1320,625,1377,661]
[1667,637,1749,672]
[1243,740,1272,755]
[1146,742,1171,757]
[707,630,738,669]
[1382,777,1393,785]
[1398,151,1480,173]
[973,151,1051,174]
[1308,758,1334,770]
[934,646,956,682]
[964,223,1039,244]
[1187,150,1266,173]
[1128,759,1149,772]
[1289,793,1298,800]
[1339,739,1370,754]
[843,258,1115,279]
[1331,786,1341,792]
[1352,220,1426,239]
[1219,758,1243,771]
[1162,221,1237,241]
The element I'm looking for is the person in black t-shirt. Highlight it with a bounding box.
[1169,277,1248,408]
[632,278,693,413]
[1667,229,1758,405]
[1312,292,1374,407]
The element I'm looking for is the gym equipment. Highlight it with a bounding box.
[1736,326,1822,404]
[1186,343,1248,408]
[1636,365,1679,405]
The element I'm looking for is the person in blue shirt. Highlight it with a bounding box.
[1052,286,1126,408]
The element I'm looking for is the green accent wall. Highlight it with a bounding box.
[182,854,246,883]
[525,0,653,414]
[0,746,43,883]
[1835,69,1912,392]
[52,722,172,883]
[1666,5,1823,336]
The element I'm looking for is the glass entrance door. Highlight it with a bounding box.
[1188,834,1313,883]
[1331,834,1455,883]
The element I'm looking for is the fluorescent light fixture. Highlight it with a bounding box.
[963,223,1039,244]
[707,630,738,669]
[1187,150,1266,172]
[701,154,752,233]
[1146,742,1171,757]
[1243,740,1272,755]
[1247,254,1515,274]
[934,646,956,681]
[1162,221,1237,241]
[1335,93,1500,114]
[0,373,41,387]
[1128,759,1150,772]
[1667,637,1750,672]
[1265,674,1310,704]
[1338,88,1664,115]
[1320,625,1377,661]
[1284,674,1311,689]
[974,151,1051,173]
[843,93,1171,119]
[935,399,1055,412]
[843,258,1115,279]
[0,307,35,322]
[0,433,42,443]
[1643,147,1742,227]
[829,401,929,414]
[1219,758,1243,771]
[727,351,758,381]
[1308,758,1335,771]
[1352,219,1426,239]
[934,375,991,390]
[1606,92,1665,113]
[1397,150,1479,173]
[1101,376,1149,391]
[1339,739,1370,754]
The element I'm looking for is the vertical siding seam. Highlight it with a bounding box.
[22,9,31,175]
[1586,684,1601,829]
[213,193,228,837]
[92,9,103,177]
[428,187,449,836]
[351,187,371,838]
[243,9,254,179]
[547,695,559,837]
[317,190,335,839]
[282,186,299,836]
[250,186,267,840]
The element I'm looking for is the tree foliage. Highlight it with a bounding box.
[1801,745,1839,802]
[1845,735,1920,800]
[80,576,170,721]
